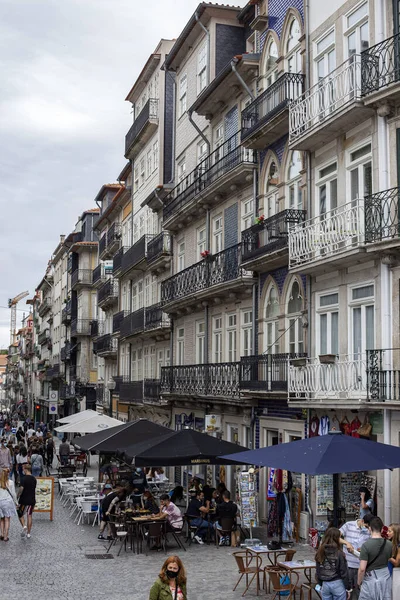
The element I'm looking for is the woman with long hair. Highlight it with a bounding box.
[149,555,187,600]
[169,486,184,505]
[315,527,351,600]
[0,468,18,541]
[388,523,400,593]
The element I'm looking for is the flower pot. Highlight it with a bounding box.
[290,357,307,367]
[318,354,337,364]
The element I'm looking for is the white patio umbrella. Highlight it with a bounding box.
[55,414,122,434]
[56,409,99,424]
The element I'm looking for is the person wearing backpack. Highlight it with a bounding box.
[358,516,392,600]
[45,434,54,469]
[29,447,43,477]
[316,527,352,599]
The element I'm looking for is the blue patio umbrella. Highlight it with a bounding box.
[221,432,400,525]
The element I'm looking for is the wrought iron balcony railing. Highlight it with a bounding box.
[71,319,91,336]
[90,320,104,338]
[161,363,240,397]
[107,222,122,252]
[60,383,75,400]
[364,186,400,243]
[361,33,400,95]
[93,334,117,356]
[288,354,367,400]
[96,384,105,405]
[144,303,170,331]
[119,380,144,403]
[60,343,72,362]
[163,132,257,221]
[242,209,306,263]
[71,269,93,288]
[61,300,72,324]
[289,56,362,144]
[147,231,172,264]
[161,244,249,305]
[113,246,126,275]
[289,199,364,269]
[240,353,307,391]
[38,330,50,345]
[38,297,52,317]
[367,348,400,401]
[241,73,305,141]
[120,308,144,338]
[121,235,154,275]
[99,234,107,257]
[97,278,119,307]
[92,264,106,287]
[125,98,159,156]
[144,379,161,402]
[113,310,128,334]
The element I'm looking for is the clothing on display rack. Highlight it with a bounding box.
[340,416,351,435]
[309,415,320,437]
[318,415,330,436]
[349,417,361,438]
[329,415,340,432]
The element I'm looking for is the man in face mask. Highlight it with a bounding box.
[339,512,373,599]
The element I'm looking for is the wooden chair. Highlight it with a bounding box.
[265,568,299,600]
[300,582,322,600]
[145,521,166,555]
[275,548,297,563]
[232,550,262,596]
[215,516,235,547]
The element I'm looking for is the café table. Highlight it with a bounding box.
[277,559,317,585]
[130,515,165,554]
[247,545,286,567]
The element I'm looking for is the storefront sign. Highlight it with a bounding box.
[35,477,54,521]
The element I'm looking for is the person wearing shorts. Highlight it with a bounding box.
[17,464,36,538]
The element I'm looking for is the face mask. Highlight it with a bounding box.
[166,569,179,579]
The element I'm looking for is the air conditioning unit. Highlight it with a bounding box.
[300,511,310,540]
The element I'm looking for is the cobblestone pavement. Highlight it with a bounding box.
[1,454,315,600]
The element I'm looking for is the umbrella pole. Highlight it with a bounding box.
[333,473,340,528]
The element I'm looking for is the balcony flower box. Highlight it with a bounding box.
[290,357,307,367]
[319,354,337,364]
[255,214,265,225]
[200,250,213,261]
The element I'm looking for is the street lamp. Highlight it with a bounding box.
[107,378,116,418]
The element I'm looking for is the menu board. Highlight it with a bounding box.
[35,477,54,520]
[238,471,258,529]
[316,474,333,516]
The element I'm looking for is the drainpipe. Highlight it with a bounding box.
[188,110,210,155]
[204,304,209,364]
[231,58,255,101]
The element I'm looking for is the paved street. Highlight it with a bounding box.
[0,468,315,600]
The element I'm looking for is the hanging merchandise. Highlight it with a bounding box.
[267,499,278,538]
[309,415,320,437]
[349,416,361,438]
[238,471,258,534]
[316,474,333,516]
[357,415,372,438]
[330,414,341,432]
[318,415,330,436]
[340,416,351,435]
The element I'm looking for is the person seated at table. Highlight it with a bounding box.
[188,477,202,494]
[316,527,352,599]
[186,490,213,544]
[169,486,184,506]
[213,482,227,506]
[100,486,127,540]
[142,490,159,514]
[153,468,167,482]
[155,494,183,532]
[214,490,238,546]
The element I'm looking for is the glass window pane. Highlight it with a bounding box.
[363,162,372,196]
[319,184,327,215]
[350,168,359,200]
[348,31,356,55]
[347,2,368,28]
[331,312,339,354]
[317,30,335,55]
[352,285,374,300]
[350,144,371,162]
[320,293,339,307]
[320,314,328,354]
[360,22,369,50]
[366,305,374,350]
[353,307,362,358]
[319,163,337,179]
[330,179,338,210]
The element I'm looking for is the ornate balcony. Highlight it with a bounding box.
[99,234,107,259]
[144,379,161,403]
[38,330,51,345]
[241,209,306,270]
[60,343,72,362]
[119,380,144,404]
[361,33,400,104]
[288,354,368,405]
[161,363,240,399]
[106,222,122,257]
[144,303,170,334]
[241,73,305,149]
[92,264,106,288]
[367,348,400,403]
[38,297,52,317]
[97,278,119,309]
[163,132,257,229]
[240,353,307,392]
[112,310,128,334]
[120,307,144,338]
[93,334,117,358]
[113,246,126,276]
[161,244,255,313]
[71,319,91,336]
[60,383,75,400]
[121,235,154,276]
[289,56,373,150]
[125,98,159,158]
[147,232,172,272]
[364,187,400,246]
[120,303,169,339]
[289,199,365,274]
[90,320,104,338]
[71,269,93,290]
[61,301,72,325]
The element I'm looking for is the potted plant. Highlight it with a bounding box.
[290,357,307,367]
[200,250,213,261]
[319,354,337,364]
[255,214,265,225]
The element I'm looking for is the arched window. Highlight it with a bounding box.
[266,161,279,217]
[265,285,280,354]
[264,39,279,87]
[287,280,304,354]
[287,151,302,210]
[286,17,302,73]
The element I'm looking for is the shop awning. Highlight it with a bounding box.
[55,414,122,434]
[56,409,99,424]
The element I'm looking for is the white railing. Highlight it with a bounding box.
[289,199,364,268]
[289,56,362,143]
[289,355,367,400]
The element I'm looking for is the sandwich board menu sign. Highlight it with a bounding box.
[238,471,258,537]
[35,477,54,521]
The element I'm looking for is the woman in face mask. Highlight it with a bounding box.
[149,555,187,600]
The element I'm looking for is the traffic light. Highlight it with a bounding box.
[36,405,40,410]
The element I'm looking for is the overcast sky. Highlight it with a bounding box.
[0,0,247,349]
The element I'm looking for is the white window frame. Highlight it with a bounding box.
[346,140,372,201]
[286,280,304,354]
[212,215,223,254]
[314,28,336,81]
[177,240,185,271]
[213,316,222,363]
[146,149,152,178]
[197,226,206,256]
[316,290,339,356]
[242,198,254,231]
[344,1,369,58]
[286,17,302,73]
[287,151,303,210]
[177,328,185,366]
[196,320,206,364]
[226,313,237,362]
[241,309,253,357]
[139,157,145,187]
[197,44,208,94]
[153,140,159,172]
[348,282,375,360]
[178,74,187,118]
[214,123,224,162]
[265,285,280,354]
[316,160,338,217]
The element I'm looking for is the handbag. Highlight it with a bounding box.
[340,416,351,436]
[358,415,372,438]
[366,539,386,570]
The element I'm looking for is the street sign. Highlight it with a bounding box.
[48,402,58,415]
[49,390,58,402]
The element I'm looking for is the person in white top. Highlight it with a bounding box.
[36,429,43,438]
[26,428,35,439]
[0,468,17,541]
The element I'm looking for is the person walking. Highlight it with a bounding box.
[149,555,187,600]
[339,513,373,599]
[387,523,400,597]
[59,437,70,466]
[316,527,352,600]
[30,447,43,477]
[17,464,37,539]
[0,438,12,474]
[45,434,54,470]
[0,468,18,541]
[358,516,392,600]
